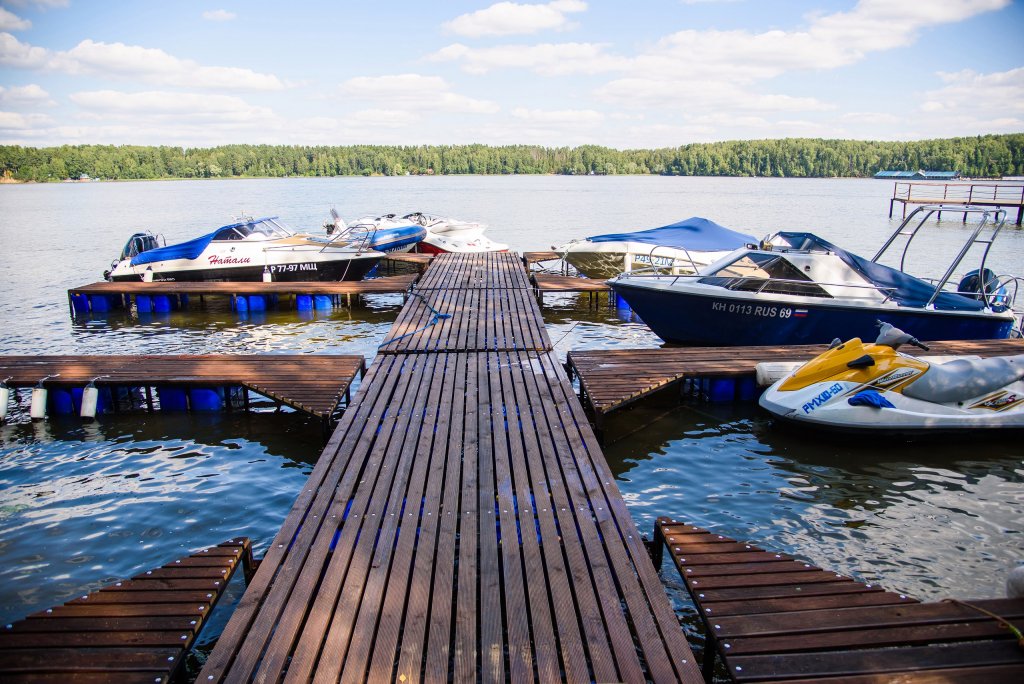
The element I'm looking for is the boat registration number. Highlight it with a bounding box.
[269,263,319,273]
[711,301,793,318]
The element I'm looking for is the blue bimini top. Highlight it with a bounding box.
[774,232,984,312]
[587,217,756,252]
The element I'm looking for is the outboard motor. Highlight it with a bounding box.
[958,268,1009,311]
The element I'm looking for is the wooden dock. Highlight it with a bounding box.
[654,520,1024,682]
[0,538,252,684]
[567,339,1024,419]
[69,274,416,297]
[889,181,1024,224]
[0,355,365,420]
[200,252,702,683]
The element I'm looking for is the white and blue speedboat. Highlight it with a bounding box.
[555,217,756,279]
[609,205,1021,346]
[106,216,384,282]
[326,212,426,253]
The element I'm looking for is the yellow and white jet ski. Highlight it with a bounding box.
[759,322,1024,433]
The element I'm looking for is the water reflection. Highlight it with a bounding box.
[604,400,1023,601]
[0,411,321,623]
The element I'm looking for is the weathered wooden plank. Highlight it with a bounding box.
[0,540,247,683]
[201,252,700,683]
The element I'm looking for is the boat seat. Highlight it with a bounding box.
[903,354,1024,404]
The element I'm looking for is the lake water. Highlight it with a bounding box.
[1,177,1022,666]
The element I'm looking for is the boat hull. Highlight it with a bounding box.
[110,254,381,283]
[611,280,1015,345]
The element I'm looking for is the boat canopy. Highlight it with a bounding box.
[774,232,985,312]
[129,217,281,266]
[587,217,755,252]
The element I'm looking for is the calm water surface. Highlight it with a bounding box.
[1,178,1021,649]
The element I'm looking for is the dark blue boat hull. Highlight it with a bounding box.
[611,281,1014,345]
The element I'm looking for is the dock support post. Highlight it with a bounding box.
[651,518,665,568]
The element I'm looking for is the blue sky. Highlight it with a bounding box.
[1,0,1021,148]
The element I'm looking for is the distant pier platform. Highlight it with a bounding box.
[889,181,1024,224]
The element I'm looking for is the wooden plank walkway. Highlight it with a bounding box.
[567,339,1024,418]
[200,253,702,683]
[69,274,417,298]
[533,274,610,293]
[654,520,1024,682]
[0,538,252,684]
[0,355,365,419]
[416,252,533,290]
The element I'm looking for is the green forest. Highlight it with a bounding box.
[2,134,1022,182]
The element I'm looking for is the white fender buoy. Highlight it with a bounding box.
[1008,562,1024,599]
[30,386,47,421]
[142,267,154,282]
[0,378,11,422]
[262,266,273,282]
[80,383,99,419]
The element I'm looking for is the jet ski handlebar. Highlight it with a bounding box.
[875,320,930,351]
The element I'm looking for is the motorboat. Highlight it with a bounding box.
[609,205,1021,346]
[404,212,509,254]
[325,211,426,254]
[105,216,384,282]
[554,217,756,279]
[759,322,1024,433]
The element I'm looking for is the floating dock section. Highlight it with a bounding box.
[200,252,702,683]
[0,538,252,684]
[654,520,1024,682]
[0,355,365,421]
[567,339,1024,423]
[66,274,417,315]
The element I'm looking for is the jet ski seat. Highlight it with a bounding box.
[903,354,1024,404]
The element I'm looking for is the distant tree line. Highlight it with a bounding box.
[1,134,1021,182]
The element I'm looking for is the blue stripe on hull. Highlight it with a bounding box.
[611,282,1013,345]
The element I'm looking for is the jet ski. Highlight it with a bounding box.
[758,322,1024,434]
[403,212,508,254]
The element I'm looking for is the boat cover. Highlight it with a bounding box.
[130,230,218,266]
[775,232,985,312]
[587,217,755,252]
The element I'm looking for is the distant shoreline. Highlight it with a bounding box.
[2,135,1021,182]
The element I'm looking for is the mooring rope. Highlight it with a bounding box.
[942,598,1024,649]
[377,289,452,349]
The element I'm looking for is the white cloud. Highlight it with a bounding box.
[511,107,603,125]
[428,41,624,75]
[0,83,55,106]
[65,40,286,90]
[0,8,31,30]
[924,67,1024,113]
[0,34,286,90]
[443,1,586,37]
[202,9,237,21]
[69,90,276,123]
[0,110,54,130]
[0,32,51,68]
[348,108,421,128]
[339,74,499,114]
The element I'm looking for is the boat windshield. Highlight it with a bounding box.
[700,253,832,298]
[212,217,293,241]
